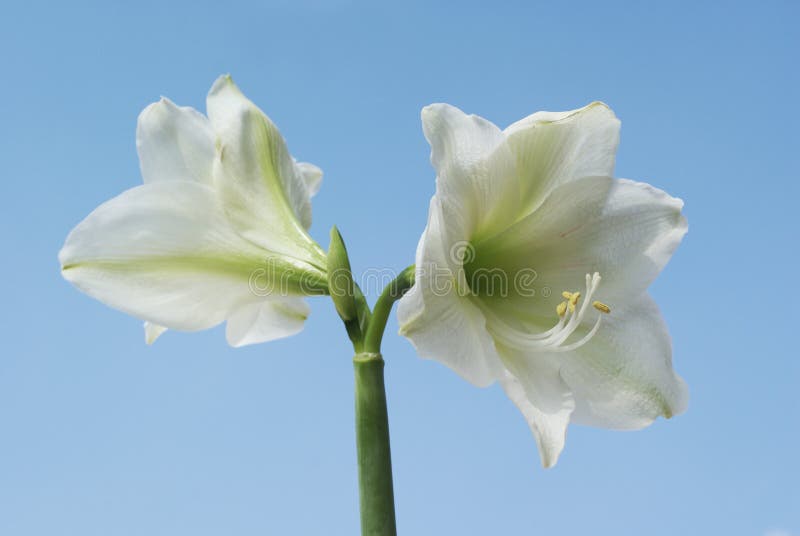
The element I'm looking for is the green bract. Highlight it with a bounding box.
[59,76,328,347]
[398,102,688,467]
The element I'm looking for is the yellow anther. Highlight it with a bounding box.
[569,292,581,306]
[561,291,573,300]
[592,301,611,314]
[569,302,576,313]
[556,301,568,317]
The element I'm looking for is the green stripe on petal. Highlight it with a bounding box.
[207,75,325,269]
[60,181,326,332]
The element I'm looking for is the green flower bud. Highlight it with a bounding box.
[328,226,358,322]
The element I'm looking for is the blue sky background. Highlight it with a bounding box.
[1,1,798,534]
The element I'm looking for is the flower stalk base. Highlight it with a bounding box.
[353,352,397,536]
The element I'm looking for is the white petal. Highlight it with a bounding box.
[144,322,168,344]
[498,369,574,468]
[59,181,280,331]
[136,98,215,185]
[504,102,620,213]
[472,176,687,315]
[296,161,323,197]
[225,298,310,347]
[495,338,577,468]
[397,198,503,387]
[558,293,688,429]
[422,103,520,240]
[207,76,323,265]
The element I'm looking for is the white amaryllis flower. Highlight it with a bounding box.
[398,102,688,467]
[60,76,328,347]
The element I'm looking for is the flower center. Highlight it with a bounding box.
[484,272,611,353]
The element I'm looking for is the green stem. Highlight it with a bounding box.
[354,352,397,536]
[363,266,415,354]
[352,266,414,536]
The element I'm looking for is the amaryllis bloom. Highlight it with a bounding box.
[397,102,688,467]
[59,76,328,347]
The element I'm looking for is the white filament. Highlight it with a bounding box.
[484,272,604,353]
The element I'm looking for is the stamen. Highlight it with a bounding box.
[482,272,610,354]
[552,315,603,352]
[592,301,611,314]
[568,291,580,312]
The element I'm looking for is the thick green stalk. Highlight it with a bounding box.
[353,266,414,535]
[354,352,397,536]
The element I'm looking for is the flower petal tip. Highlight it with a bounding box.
[420,102,460,121]
[540,455,558,469]
[585,100,611,112]
[209,74,238,97]
[420,102,442,115]
[136,98,173,135]
[665,375,690,420]
[144,322,168,345]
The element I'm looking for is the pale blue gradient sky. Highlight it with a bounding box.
[1,1,798,535]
